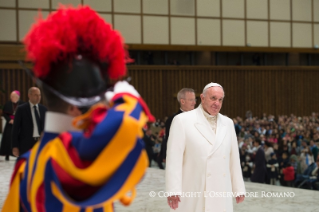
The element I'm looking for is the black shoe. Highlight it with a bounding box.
[5,155,9,161]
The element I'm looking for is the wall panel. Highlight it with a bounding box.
[0,10,16,41]
[222,20,245,46]
[18,0,50,9]
[247,21,268,47]
[246,0,268,20]
[114,0,140,13]
[315,0,319,22]
[292,23,312,48]
[222,0,244,18]
[52,0,81,9]
[270,0,290,20]
[170,0,195,16]
[270,22,291,47]
[0,0,15,7]
[197,19,220,45]
[143,0,168,15]
[315,24,319,46]
[83,0,112,12]
[1,66,319,120]
[0,69,35,112]
[292,0,312,22]
[171,17,195,45]
[18,10,50,41]
[114,15,141,44]
[143,16,169,44]
[99,14,112,25]
[126,66,319,119]
[197,0,220,17]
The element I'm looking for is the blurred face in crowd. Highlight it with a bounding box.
[180,92,196,112]
[10,91,20,103]
[200,86,224,116]
[28,87,41,105]
[146,129,152,136]
[302,141,307,147]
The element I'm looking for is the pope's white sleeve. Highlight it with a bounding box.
[165,116,185,195]
[229,121,246,196]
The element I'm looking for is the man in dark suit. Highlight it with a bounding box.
[251,139,266,183]
[12,87,47,156]
[158,88,196,168]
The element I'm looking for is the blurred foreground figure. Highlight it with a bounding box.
[2,5,154,212]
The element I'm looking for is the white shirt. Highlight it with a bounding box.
[29,101,40,137]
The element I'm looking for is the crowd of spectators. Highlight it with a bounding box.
[144,112,319,190]
[236,112,319,189]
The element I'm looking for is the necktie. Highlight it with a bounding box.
[33,105,42,135]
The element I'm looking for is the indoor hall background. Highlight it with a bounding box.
[1,66,319,123]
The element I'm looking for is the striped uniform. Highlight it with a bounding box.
[2,93,153,212]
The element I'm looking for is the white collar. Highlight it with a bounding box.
[29,101,38,108]
[44,111,81,133]
[200,104,217,120]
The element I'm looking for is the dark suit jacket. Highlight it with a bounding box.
[143,133,155,161]
[159,109,183,160]
[12,102,47,155]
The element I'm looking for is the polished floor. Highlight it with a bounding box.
[0,157,318,212]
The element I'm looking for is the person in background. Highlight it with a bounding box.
[278,152,289,186]
[266,153,279,185]
[251,139,266,183]
[159,88,196,167]
[310,140,318,162]
[11,87,47,156]
[143,128,155,167]
[299,147,315,173]
[242,153,253,181]
[264,141,274,162]
[0,90,24,160]
[282,162,295,187]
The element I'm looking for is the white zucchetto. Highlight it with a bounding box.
[203,82,223,93]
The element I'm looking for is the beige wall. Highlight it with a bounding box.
[0,0,318,49]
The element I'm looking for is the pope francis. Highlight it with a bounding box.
[166,82,246,212]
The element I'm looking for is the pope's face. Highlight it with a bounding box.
[200,87,224,116]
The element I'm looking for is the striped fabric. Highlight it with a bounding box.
[2,93,153,212]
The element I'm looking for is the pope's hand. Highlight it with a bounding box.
[167,195,180,210]
[236,195,245,204]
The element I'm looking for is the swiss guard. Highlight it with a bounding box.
[2,5,154,212]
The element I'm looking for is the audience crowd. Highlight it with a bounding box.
[145,112,319,190]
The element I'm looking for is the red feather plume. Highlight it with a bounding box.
[23,5,126,79]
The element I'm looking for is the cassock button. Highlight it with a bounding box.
[223,155,226,159]
[223,173,226,177]
[207,173,211,177]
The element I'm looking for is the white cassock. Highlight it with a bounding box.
[166,105,245,212]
